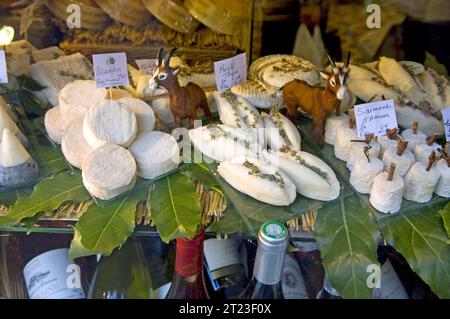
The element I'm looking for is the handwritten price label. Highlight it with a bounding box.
[214,53,247,92]
[135,59,157,75]
[93,52,129,88]
[0,50,8,84]
[354,99,398,139]
[441,106,450,141]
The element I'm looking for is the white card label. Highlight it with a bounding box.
[204,239,241,272]
[135,59,157,75]
[214,53,247,92]
[93,52,129,88]
[0,50,8,84]
[354,99,398,138]
[441,106,450,141]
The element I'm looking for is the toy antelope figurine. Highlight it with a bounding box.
[283,52,351,147]
[149,48,211,127]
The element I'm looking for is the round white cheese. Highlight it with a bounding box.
[44,106,67,144]
[350,157,384,194]
[82,144,137,200]
[404,162,440,203]
[382,145,415,177]
[119,97,156,133]
[59,80,107,124]
[414,142,441,163]
[128,131,180,179]
[325,114,350,146]
[401,129,426,152]
[61,119,94,169]
[347,141,381,171]
[435,159,450,198]
[334,125,358,162]
[83,100,138,148]
[369,172,404,214]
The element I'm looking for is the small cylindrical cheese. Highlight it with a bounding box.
[435,159,450,198]
[334,125,358,161]
[401,128,426,152]
[376,135,398,155]
[61,119,94,169]
[382,145,415,177]
[350,157,384,194]
[119,97,156,134]
[44,106,67,144]
[347,141,381,171]
[325,114,350,145]
[370,171,404,214]
[404,162,440,203]
[414,142,441,163]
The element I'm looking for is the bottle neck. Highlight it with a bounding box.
[253,244,285,286]
[174,230,205,278]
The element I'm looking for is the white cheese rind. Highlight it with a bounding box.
[119,97,156,133]
[129,131,180,179]
[262,111,301,152]
[382,146,415,177]
[82,144,137,200]
[435,159,450,198]
[350,157,384,194]
[61,119,94,169]
[83,100,138,148]
[44,106,66,144]
[334,125,358,161]
[414,142,441,163]
[401,129,427,152]
[369,172,404,214]
[403,162,440,203]
[325,114,350,146]
[347,141,381,171]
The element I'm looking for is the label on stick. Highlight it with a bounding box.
[93,52,129,88]
[214,53,247,92]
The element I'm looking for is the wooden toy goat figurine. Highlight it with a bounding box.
[150,48,211,127]
[283,52,351,147]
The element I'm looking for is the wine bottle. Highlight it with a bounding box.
[7,233,96,299]
[204,238,248,299]
[316,275,341,299]
[88,238,155,299]
[166,229,209,299]
[239,221,288,299]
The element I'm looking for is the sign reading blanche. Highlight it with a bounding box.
[0,50,8,84]
[93,52,129,88]
[214,53,247,92]
[354,99,398,139]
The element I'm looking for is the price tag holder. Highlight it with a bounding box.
[354,99,398,139]
[0,50,8,84]
[135,59,157,75]
[93,52,129,88]
[441,106,450,141]
[214,53,247,92]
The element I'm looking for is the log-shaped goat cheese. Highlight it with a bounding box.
[262,109,301,152]
[128,131,180,179]
[61,119,94,169]
[369,170,404,214]
[119,97,156,133]
[0,129,39,187]
[403,162,440,203]
[44,106,67,144]
[83,100,138,148]
[82,144,137,200]
[217,156,296,206]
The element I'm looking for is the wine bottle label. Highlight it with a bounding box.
[373,259,409,299]
[282,254,309,299]
[292,240,319,253]
[175,231,204,277]
[23,248,85,299]
[204,239,241,272]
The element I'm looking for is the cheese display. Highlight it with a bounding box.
[83,100,138,149]
[334,119,357,161]
[29,54,95,106]
[129,131,180,179]
[400,121,427,152]
[350,152,384,194]
[82,144,137,200]
[262,109,301,152]
[435,157,450,198]
[189,124,263,162]
[382,140,415,177]
[346,135,381,171]
[369,164,404,214]
[96,0,152,28]
[403,153,440,203]
[217,156,297,206]
[44,106,66,144]
[0,129,39,187]
[61,119,94,169]
[325,113,350,145]
[414,134,441,163]
[0,107,28,147]
[263,147,340,201]
[118,98,156,134]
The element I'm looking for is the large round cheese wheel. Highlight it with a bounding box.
[82,144,137,200]
[95,0,152,27]
[44,106,66,144]
[128,131,180,179]
[59,80,107,124]
[83,100,138,148]
[119,97,156,133]
[61,119,94,169]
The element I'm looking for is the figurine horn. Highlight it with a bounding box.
[157,48,164,66]
[326,52,338,74]
[344,52,351,69]
[164,48,177,69]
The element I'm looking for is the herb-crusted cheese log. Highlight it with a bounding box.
[44,106,67,144]
[29,53,94,106]
[82,144,137,200]
[119,97,156,133]
[61,119,94,169]
[129,131,180,179]
[262,109,301,152]
[83,100,138,148]
[0,129,39,187]
[0,107,29,147]
[59,80,107,124]
[218,156,296,206]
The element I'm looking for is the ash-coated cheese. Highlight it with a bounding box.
[82,144,137,200]
[44,106,67,144]
[61,119,94,169]
[128,131,180,179]
[83,100,138,148]
[119,97,156,133]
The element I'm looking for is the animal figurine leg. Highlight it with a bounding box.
[312,118,326,148]
[199,98,212,121]
[285,101,299,121]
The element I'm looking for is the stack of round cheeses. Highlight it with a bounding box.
[44,80,180,200]
[95,0,152,27]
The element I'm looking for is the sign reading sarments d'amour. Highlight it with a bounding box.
[354,99,398,139]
